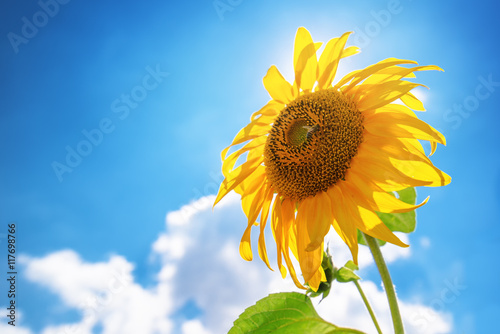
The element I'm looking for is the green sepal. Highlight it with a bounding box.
[358,187,417,246]
[229,292,367,334]
[336,260,360,283]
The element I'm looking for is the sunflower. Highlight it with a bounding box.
[214,27,450,291]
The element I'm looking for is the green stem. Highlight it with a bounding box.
[353,280,383,334]
[363,232,405,334]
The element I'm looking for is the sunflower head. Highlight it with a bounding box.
[264,89,364,201]
[214,27,450,291]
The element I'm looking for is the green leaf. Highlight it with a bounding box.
[358,187,417,246]
[336,261,360,283]
[229,292,366,334]
[378,187,417,233]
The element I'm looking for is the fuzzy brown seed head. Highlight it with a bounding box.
[264,89,364,200]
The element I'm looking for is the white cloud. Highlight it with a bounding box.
[20,193,453,334]
[314,280,451,334]
[181,319,212,334]
[41,321,94,334]
[382,233,412,263]
[419,236,431,249]
[401,301,453,334]
[152,193,278,333]
[165,195,216,227]
[20,251,173,334]
[0,324,33,334]
[20,251,134,308]
[0,309,33,334]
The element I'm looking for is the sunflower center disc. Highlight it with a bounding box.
[264,89,364,201]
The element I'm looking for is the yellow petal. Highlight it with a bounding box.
[341,45,360,59]
[238,183,269,261]
[297,192,332,251]
[224,120,271,151]
[314,42,323,52]
[244,182,269,225]
[271,199,286,278]
[307,265,326,292]
[364,110,446,145]
[390,157,451,187]
[280,198,295,240]
[362,65,442,88]
[327,185,359,264]
[353,135,451,188]
[353,204,408,248]
[238,165,266,208]
[250,100,283,121]
[341,190,407,247]
[350,153,431,191]
[296,212,323,282]
[358,64,440,110]
[258,187,275,270]
[388,138,451,186]
[239,226,254,261]
[263,65,294,104]
[214,156,262,206]
[281,198,306,289]
[221,136,267,175]
[335,58,418,91]
[357,81,425,111]
[347,172,428,213]
[362,132,426,162]
[400,92,425,111]
[287,212,299,261]
[317,32,352,90]
[364,103,417,118]
[247,141,266,163]
[430,141,437,156]
[362,66,417,86]
[294,27,318,92]
[399,137,426,156]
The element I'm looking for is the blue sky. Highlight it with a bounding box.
[1,0,499,333]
